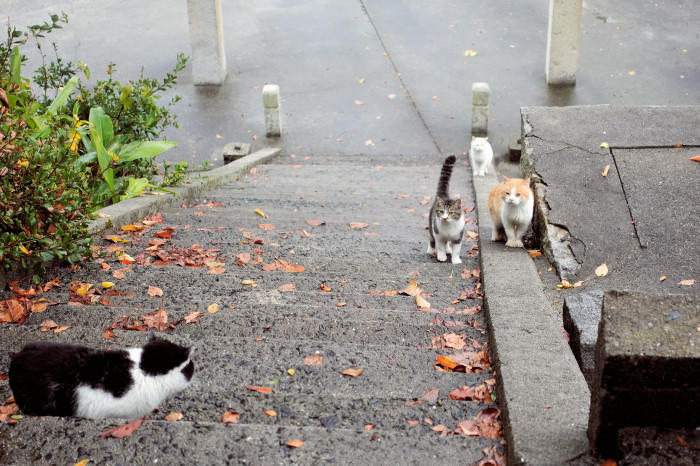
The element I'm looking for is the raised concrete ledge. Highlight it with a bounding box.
[472,171,590,465]
[88,148,280,234]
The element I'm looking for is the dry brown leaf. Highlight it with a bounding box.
[147,286,163,297]
[221,410,240,424]
[165,412,183,421]
[245,386,272,394]
[415,295,431,308]
[602,164,611,177]
[54,325,70,334]
[421,388,439,401]
[112,270,126,280]
[318,284,331,292]
[99,418,144,439]
[184,311,204,324]
[258,223,275,231]
[303,354,324,365]
[342,367,363,377]
[400,279,422,297]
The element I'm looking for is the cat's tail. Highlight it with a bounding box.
[436,154,457,198]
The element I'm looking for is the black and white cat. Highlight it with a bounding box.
[9,334,194,418]
[428,155,465,264]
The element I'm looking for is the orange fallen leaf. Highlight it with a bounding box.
[120,224,144,232]
[54,325,70,334]
[342,367,363,377]
[264,409,277,417]
[258,223,276,231]
[165,412,183,421]
[679,279,696,286]
[364,424,375,431]
[99,418,144,439]
[407,420,419,426]
[112,270,126,280]
[435,355,459,371]
[336,302,347,307]
[421,388,439,401]
[306,220,325,226]
[602,165,611,177]
[221,410,240,424]
[303,354,324,365]
[245,386,272,394]
[184,311,204,324]
[349,222,369,229]
[147,286,163,297]
[318,284,331,292]
[278,283,296,292]
[400,279,422,297]
[286,439,304,448]
[155,230,173,239]
[208,266,226,275]
[690,155,700,163]
[527,250,542,258]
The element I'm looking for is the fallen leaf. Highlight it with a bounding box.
[141,309,171,331]
[318,284,331,292]
[349,222,368,229]
[595,263,609,277]
[43,277,60,292]
[400,279,422,297]
[415,295,431,308]
[466,230,478,239]
[155,230,173,239]
[464,49,478,56]
[407,420,419,426]
[303,354,324,365]
[278,283,296,292]
[245,386,272,394]
[274,257,305,272]
[0,299,30,323]
[207,303,219,313]
[690,156,700,163]
[74,460,90,466]
[264,409,277,417]
[241,280,256,286]
[301,230,314,237]
[287,368,295,376]
[221,410,240,424]
[387,93,397,99]
[102,281,115,289]
[120,224,144,232]
[286,439,304,448]
[335,302,347,307]
[602,164,611,177]
[54,325,70,334]
[421,388,439,401]
[679,279,696,286]
[147,286,163,297]
[600,142,609,149]
[364,424,375,431]
[254,208,265,217]
[527,250,542,258]
[184,311,204,323]
[342,367,363,377]
[258,223,275,231]
[165,412,183,422]
[305,220,325,226]
[112,270,126,280]
[600,460,617,466]
[40,319,59,329]
[435,355,459,371]
[99,418,144,439]
[235,253,251,266]
[76,284,93,296]
[208,266,225,275]
[659,275,667,281]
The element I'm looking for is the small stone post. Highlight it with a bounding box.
[262,84,282,137]
[545,0,583,85]
[471,82,490,137]
[187,0,227,85]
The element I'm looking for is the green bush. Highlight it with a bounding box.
[0,14,187,281]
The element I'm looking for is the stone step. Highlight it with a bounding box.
[0,327,492,402]
[19,303,486,347]
[0,418,494,465]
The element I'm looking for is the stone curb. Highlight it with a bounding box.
[471,167,591,465]
[87,147,281,234]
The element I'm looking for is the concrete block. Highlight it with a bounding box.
[563,289,604,387]
[187,0,226,86]
[471,82,489,137]
[588,291,700,458]
[223,142,251,164]
[545,0,582,86]
[262,84,282,137]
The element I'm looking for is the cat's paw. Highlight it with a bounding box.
[437,253,447,262]
[445,244,452,254]
[491,231,503,241]
[451,256,462,264]
[427,245,435,255]
[505,239,524,248]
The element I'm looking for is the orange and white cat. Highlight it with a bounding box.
[487,177,533,248]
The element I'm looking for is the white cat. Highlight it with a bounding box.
[469,136,493,177]
[9,334,194,418]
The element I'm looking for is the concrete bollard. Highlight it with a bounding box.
[545,0,582,86]
[187,0,227,86]
[471,82,490,137]
[262,84,282,137]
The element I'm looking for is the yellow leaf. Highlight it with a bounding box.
[601,165,610,177]
[287,368,295,376]
[254,208,265,217]
[659,275,667,281]
[207,303,219,313]
[679,279,696,286]
[359,78,366,84]
[600,142,609,149]
[18,245,30,255]
[74,460,90,466]
[17,159,29,168]
[101,281,115,289]
[241,280,256,286]
[76,284,92,296]
[595,263,608,277]
[464,49,478,57]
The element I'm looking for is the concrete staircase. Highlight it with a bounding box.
[0,155,503,464]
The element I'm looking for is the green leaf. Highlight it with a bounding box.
[103,167,115,192]
[75,151,97,165]
[10,46,21,86]
[88,106,114,146]
[90,126,109,172]
[120,177,149,200]
[118,140,177,162]
[47,76,79,115]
